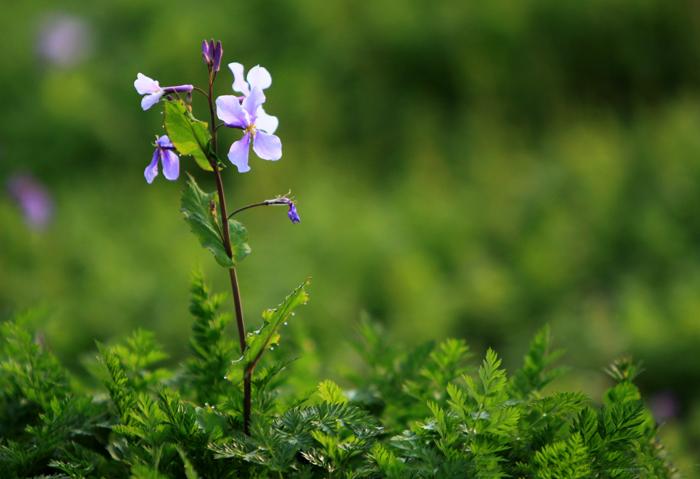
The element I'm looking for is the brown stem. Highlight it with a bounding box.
[243,366,254,435]
[205,71,252,434]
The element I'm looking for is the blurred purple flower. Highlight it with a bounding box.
[134,73,194,111]
[649,391,678,422]
[37,14,92,67]
[202,39,223,72]
[7,174,53,229]
[145,136,180,184]
[216,88,281,173]
[229,62,272,97]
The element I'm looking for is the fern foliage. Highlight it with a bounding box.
[0,277,680,478]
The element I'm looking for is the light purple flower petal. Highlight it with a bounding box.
[229,62,250,96]
[160,149,180,181]
[216,95,248,128]
[252,131,282,161]
[247,65,272,91]
[228,132,252,172]
[141,92,163,111]
[144,149,159,184]
[156,135,173,148]
[134,73,161,95]
[255,106,279,134]
[242,87,265,119]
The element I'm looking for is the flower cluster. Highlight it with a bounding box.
[132,39,295,223]
[133,44,282,178]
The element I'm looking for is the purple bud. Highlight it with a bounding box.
[212,40,223,72]
[163,84,194,94]
[202,39,212,65]
[287,202,301,223]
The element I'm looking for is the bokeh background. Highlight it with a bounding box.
[2,0,700,471]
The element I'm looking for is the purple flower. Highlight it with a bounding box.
[7,174,53,229]
[37,14,92,67]
[229,62,272,97]
[287,201,301,223]
[216,88,282,173]
[650,391,679,422]
[202,39,223,72]
[134,73,194,111]
[145,136,180,184]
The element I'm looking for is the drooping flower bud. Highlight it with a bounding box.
[287,202,301,223]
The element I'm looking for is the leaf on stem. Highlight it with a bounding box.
[229,219,251,265]
[227,279,311,381]
[164,99,213,172]
[181,175,252,268]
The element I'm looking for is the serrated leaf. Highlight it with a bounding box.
[228,280,310,380]
[164,99,213,171]
[317,380,348,405]
[248,279,310,364]
[229,219,252,264]
[181,175,232,267]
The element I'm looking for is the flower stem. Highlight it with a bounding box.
[205,71,253,435]
[228,199,291,219]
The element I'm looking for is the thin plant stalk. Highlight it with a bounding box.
[204,66,253,434]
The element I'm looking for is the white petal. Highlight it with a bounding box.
[216,95,248,128]
[141,92,163,111]
[247,65,272,91]
[228,62,250,95]
[252,131,282,161]
[228,133,252,172]
[255,106,279,134]
[134,73,161,95]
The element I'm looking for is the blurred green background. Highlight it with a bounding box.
[2,0,700,470]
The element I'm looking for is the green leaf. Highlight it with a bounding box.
[227,280,310,380]
[229,219,252,264]
[177,446,200,479]
[317,380,348,405]
[163,99,213,172]
[248,279,310,364]
[181,175,233,268]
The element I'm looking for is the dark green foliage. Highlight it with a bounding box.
[0,278,680,478]
[181,175,251,268]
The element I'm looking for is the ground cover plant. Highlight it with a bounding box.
[0,40,682,477]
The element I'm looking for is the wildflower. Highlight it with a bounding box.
[133,73,194,111]
[7,174,53,229]
[229,62,272,97]
[144,135,180,183]
[202,39,223,72]
[216,88,282,172]
[37,13,92,67]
